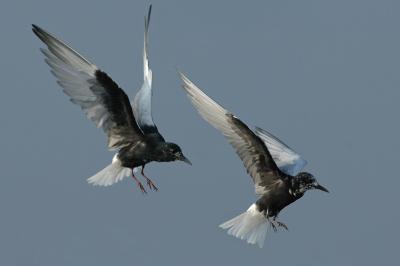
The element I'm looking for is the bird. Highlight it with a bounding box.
[32,5,191,193]
[179,72,328,248]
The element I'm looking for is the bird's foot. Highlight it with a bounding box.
[268,217,288,231]
[275,221,288,231]
[137,182,147,194]
[140,166,158,191]
[145,178,158,191]
[132,173,147,194]
[270,221,278,232]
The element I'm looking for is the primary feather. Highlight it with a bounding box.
[179,72,283,195]
[132,5,157,133]
[32,24,144,150]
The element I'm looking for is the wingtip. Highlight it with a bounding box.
[177,71,191,87]
[176,68,185,79]
[32,24,46,41]
[31,24,39,34]
[31,24,53,44]
[176,68,184,77]
[145,4,152,30]
[31,24,45,34]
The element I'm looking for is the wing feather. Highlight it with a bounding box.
[132,5,158,134]
[179,72,283,194]
[33,24,144,150]
[254,127,307,175]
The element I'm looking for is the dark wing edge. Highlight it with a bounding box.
[32,24,144,150]
[179,71,284,194]
[229,115,285,193]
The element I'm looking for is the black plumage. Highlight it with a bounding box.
[32,11,190,193]
[179,72,328,247]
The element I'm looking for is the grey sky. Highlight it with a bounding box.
[1,0,399,265]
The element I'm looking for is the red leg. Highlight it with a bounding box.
[141,165,158,191]
[132,169,147,194]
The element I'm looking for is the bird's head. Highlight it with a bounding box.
[293,172,329,195]
[162,142,192,165]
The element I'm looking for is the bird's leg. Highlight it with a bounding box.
[266,210,277,232]
[140,165,158,191]
[132,169,147,194]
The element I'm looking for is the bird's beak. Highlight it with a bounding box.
[178,154,192,165]
[314,183,329,193]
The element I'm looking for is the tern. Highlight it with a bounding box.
[32,6,190,193]
[179,72,328,247]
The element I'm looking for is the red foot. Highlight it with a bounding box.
[141,166,158,191]
[132,170,147,194]
[137,181,147,194]
[146,179,158,191]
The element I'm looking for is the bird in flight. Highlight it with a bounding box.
[179,72,328,247]
[32,5,191,193]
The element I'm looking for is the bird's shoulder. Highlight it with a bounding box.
[254,171,288,194]
[144,131,166,145]
[119,139,148,154]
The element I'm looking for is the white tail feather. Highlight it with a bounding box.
[219,204,268,248]
[87,156,132,187]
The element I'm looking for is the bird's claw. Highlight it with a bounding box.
[137,182,147,194]
[146,179,158,191]
[140,167,158,191]
[132,173,147,194]
[270,222,278,232]
[268,218,288,231]
[276,221,288,230]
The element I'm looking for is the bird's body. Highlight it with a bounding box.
[117,135,182,168]
[179,72,328,247]
[32,6,190,192]
[256,177,298,218]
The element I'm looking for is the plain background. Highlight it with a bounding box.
[1,0,399,265]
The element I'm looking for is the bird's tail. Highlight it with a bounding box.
[219,204,268,248]
[87,156,132,187]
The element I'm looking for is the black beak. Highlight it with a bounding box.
[178,154,192,165]
[315,183,329,193]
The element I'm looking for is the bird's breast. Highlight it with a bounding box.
[256,187,298,217]
[117,142,152,168]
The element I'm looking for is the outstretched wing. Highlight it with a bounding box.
[32,24,144,150]
[179,72,284,194]
[132,5,158,134]
[254,127,307,176]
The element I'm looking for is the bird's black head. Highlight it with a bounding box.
[293,172,329,195]
[160,142,192,165]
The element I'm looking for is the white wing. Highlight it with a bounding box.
[254,127,307,176]
[132,5,156,132]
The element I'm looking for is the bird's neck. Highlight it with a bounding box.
[152,143,173,162]
[289,177,306,198]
